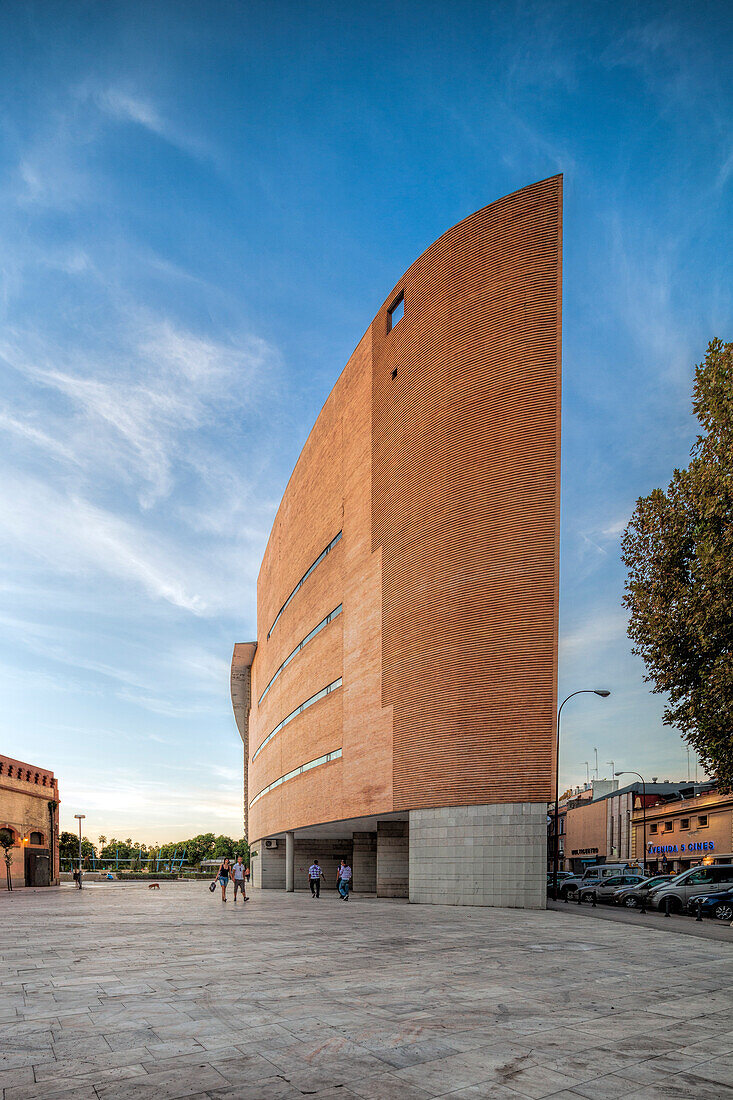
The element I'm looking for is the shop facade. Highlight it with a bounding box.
[633,786,733,874]
[562,781,690,873]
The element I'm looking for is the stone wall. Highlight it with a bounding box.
[409,804,546,908]
[293,838,351,891]
[251,840,285,889]
[353,830,377,893]
[377,820,408,898]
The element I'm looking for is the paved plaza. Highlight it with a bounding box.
[1,884,733,1099]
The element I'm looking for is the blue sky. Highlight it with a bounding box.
[1,1,730,842]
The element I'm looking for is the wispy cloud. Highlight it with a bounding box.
[600,517,628,539]
[0,475,208,612]
[0,410,80,463]
[92,85,220,165]
[1,315,276,507]
[560,611,628,657]
[716,145,733,192]
[98,89,167,134]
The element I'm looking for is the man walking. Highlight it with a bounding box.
[338,860,352,901]
[232,855,248,902]
[308,859,325,898]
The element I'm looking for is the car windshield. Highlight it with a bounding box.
[663,870,692,885]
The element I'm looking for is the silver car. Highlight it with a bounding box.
[558,863,640,899]
[579,873,645,904]
[649,864,733,913]
[612,874,673,908]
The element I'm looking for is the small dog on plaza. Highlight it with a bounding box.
[148,882,160,890]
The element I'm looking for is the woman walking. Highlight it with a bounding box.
[217,857,232,901]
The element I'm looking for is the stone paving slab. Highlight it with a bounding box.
[0,884,732,1098]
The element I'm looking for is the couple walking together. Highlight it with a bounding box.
[308,859,352,900]
[216,855,249,901]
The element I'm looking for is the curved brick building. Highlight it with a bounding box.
[232,176,561,907]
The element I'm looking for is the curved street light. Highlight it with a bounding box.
[552,690,611,901]
[616,770,647,875]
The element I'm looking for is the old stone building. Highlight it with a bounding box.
[0,754,60,887]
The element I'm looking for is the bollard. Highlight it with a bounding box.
[577,888,582,905]
[563,889,569,903]
[696,898,703,923]
[664,896,672,918]
[640,895,646,915]
[591,892,597,908]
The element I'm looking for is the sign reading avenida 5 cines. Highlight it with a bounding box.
[647,841,715,855]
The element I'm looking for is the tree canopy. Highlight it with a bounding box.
[622,338,733,789]
[58,831,248,867]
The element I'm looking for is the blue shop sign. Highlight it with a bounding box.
[647,841,715,855]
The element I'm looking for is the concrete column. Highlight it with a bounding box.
[377,820,409,898]
[409,803,546,908]
[352,831,377,893]
[285,831,295,892]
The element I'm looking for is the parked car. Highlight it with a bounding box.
[649,865,733,913]
[686,889,733,921]
[558,863,641,899]
[546,871,574,888]
[579,873,645,904]
[612,874,674,908]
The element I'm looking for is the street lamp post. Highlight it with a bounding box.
[74,814,85,889]
[553,690,611,901]
[615,771,647,875]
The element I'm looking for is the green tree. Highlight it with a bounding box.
[185,833,216,865]
[622,338,733,789]
[59,831,78,863]
[59,832,96,866]
[212,835,237,858]
[80,837,97,860]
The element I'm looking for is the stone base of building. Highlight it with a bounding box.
[409,803,546,908]
[252,802,546,908]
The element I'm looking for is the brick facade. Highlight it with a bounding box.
[239,177,562,870]
[0,754,60,887]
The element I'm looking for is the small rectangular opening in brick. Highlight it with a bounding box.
[388,291,404,331]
